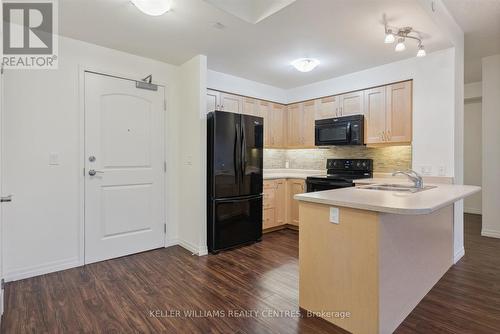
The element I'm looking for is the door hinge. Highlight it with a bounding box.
[164,223,167,234]
[164,161,167,173]
[1,278,5,290]
[164,100,167,111]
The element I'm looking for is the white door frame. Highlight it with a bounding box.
[78,65,168,266]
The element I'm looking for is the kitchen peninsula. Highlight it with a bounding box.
[295,183,480,334]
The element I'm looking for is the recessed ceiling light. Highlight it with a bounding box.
[291,58,320,72]
[131,0,172,16]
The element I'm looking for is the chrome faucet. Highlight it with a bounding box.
[392,170,424,189]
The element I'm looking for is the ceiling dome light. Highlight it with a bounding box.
[131,0,172,16]
[395,38,406,52]
[416,44,426,57]
[291,58,320,72]
[384,30,395,43]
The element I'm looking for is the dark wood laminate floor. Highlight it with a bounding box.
[2,214,499,333]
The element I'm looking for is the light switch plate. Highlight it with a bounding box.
[330,207,339,224]
[49,152,59,166]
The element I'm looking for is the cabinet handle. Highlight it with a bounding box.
[381,131,386,141]
[387,130,391,141]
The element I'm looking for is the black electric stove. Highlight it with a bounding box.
[306,159,373,192]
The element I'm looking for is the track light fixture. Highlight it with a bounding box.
[384,24,426,57]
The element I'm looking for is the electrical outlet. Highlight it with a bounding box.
[438,166,446,176]
[420,165,432,176]
[330,207,339,224]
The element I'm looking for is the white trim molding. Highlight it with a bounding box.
[481,229,500,239]
[4,258,80,282]
[454,247,465,264]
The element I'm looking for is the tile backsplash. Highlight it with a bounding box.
[264,146,412,173]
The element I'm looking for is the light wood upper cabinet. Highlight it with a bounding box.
[242,97,260,116]
[207,89,220,113]
[219,93,242,113]
[259,101,272,147]
[269,103,286,147]
[287,103,303,148]
[287,179,305,226]
[340,91,364,116]
[287,102,315,148]
[386,81,412,143]
[316,96,340,119]
[363,81,412,144]
[302,101,316,147]
[364,86,387,144]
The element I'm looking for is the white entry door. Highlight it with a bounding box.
[84,72,165,264]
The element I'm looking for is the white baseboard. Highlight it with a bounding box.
[177,239,208,256]
[165,238,179,248]
[464,207,482,215]
[4,258,80,282]
[481,229,500,239]
[454,247,465,264]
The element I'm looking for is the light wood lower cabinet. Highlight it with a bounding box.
[263,178,305,230]
[287,179,305,226]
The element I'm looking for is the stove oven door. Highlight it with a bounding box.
[306,179,354,192]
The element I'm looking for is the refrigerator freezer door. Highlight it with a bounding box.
[209,196,263,252]
[212,112,241,199]
[240,114,263,197]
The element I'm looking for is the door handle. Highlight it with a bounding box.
[1,194,13,203]
[88,169,104,176]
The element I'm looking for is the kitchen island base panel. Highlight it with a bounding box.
[299,202,454,334]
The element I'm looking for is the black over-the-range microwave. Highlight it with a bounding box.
[315,114,365,146]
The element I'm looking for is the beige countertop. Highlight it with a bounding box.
[263,169,324,180]
[294,184,481,215]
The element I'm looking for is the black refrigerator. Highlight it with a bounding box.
[207,111,263,253]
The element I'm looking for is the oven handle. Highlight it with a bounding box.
[347,121,352,143]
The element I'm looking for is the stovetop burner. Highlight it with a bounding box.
[306,159,374,192]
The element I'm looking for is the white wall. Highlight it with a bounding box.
[1,36,186,281]
[177,56,208,255]
[481,54,500,238]
[464,82,482,100]
[208,70,287,104]
[464,101,482,214]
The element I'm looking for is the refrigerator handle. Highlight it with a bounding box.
[241,122,246,177]
[234,123,240,184]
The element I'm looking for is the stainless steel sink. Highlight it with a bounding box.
[358,183,437,193]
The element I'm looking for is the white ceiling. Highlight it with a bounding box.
[443,0,500,83]
[60,0,452,89]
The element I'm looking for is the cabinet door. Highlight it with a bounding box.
[302,101,316,147]
[263,180,276,209]
[386,81,412,143]
[364,87,387,144]
[263,208,276,229]
[287,103,303,147]
[287,179,305,226]
[219,93,242,113]
[207,89,220,113]
[275,179,286,226]
[259,101,272,148]
[242,97,260,116]
[270,103,286,147]
[340,91,364,116]
[316,96,340,119]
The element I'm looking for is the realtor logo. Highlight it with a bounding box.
[2,0,58,69]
